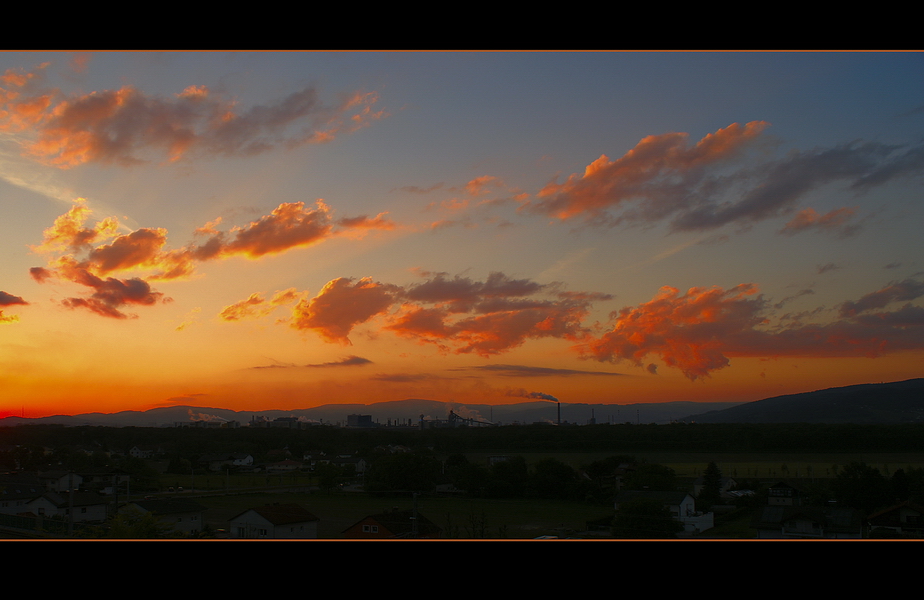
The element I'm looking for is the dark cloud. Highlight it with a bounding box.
[0,291,27,324]
[60,273,167,319]
[773,289,814,310]
[524,122,771,223]
[455,364,627,377]
[0,291,27,306]
[369,373,439,382]
[251,355,373,369]
[838,278,924,317]
[778,207,859,238]
[670,141,899,232]
[523,123,924,234]
[311,355,373,367]
[402,271,548,313]
[393,183,445,194]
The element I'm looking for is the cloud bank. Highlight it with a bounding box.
[586,279,924,380]
[521,123,924,235]
[0,65,386,168]
[30,199,394,318]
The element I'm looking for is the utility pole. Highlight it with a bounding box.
[67,472,74,537]
[411,492,419,538]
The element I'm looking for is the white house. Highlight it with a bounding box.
[615,490,714,534]
[229,504,319,539]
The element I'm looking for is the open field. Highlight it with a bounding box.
[460,451,924,479]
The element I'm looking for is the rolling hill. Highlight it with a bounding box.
[685,378,924,424]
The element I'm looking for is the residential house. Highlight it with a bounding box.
[330,455,367,476]
[229,504,319,539]
[199,453,254,472]
[766,481,804,506]
[122,498,208,536]
[751,505,863,539]
[265,459,303,473]
[0,474,46,516]
[342,508,442,539]
[614,490,714,534]
[692,476,738,499]
[867,501,924,536]
[26,491,110,523]
[79,469,131,495]
[37,471,82,493]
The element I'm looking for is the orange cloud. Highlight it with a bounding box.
[291,277,398,344]
[69,53,91,74]
[587,284,765,380]
[586,280,924,379]
[35,198,384,284]
[527,122,770,221]
[0,64,51,131]
[465,175,503,196]
[336,212,396,236]
[438,301,592,356]
[385,272,605,356]
[87,228,169,274]
[31,199,384,319]
[1,66,386,168]
[212,201,334,259]
[219,288,303,322]
[525,128,924,233]
[33,198,118,254]
[279,271,605,354]
[219,292,269,322]
[779,207,858,236]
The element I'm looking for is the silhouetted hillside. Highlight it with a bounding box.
[686,378,924,424]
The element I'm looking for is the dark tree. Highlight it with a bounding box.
[365,452,441,493]
[315,461,344,493]
[102,507,178,539]
[831,462,892,515]
[697,462,722,511]
[624,463,677,491]
[891,468,910,502]
[612,498,684,539]
[528,458,582,500]
[486,456,529,498]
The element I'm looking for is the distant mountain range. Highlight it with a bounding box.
[683,378,924,424]
[3,378,921,427]
[2,398,734,428]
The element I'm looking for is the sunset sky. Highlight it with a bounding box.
[1,51,923,418]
